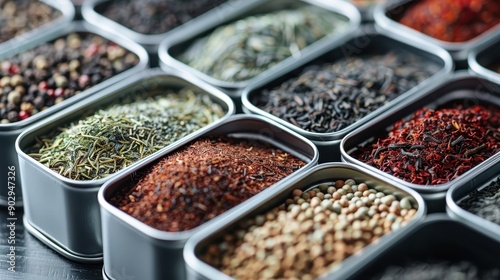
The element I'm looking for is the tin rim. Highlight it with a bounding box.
[340,71,500,193]
[468,32,500,85]
[15,68,236,189]
[374,0,500,58]
[183,162,427,280]
[98,114,319,245]
[159,0,361,92]
[241,26,453,142]
[82,0,249,49]
[0,21,149,132]
[335,213,500,279]
[0,0,75,53]
[446,158,500,243]
[24,216,103,263]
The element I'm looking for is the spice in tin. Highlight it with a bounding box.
[180,5,349,82]
[110,136,305,232]
[201,179,418,279]
[394,0,500,42]
[0,32,139,124]
[0,0,62,43]
[459,176,500,225]
[370,260,500,280]
[96,0,229,35]
[29,88,225,180]
[352,104,500,185]
[252,51,438,133]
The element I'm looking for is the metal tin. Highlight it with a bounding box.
[15,68,235,262]
[469,34,500,85]
[242,26,453,163]
[81,0,249,54]
[446,157,500,244]
[343,214,500,279]
[341,71,500,213]
[184,162,426,280]
[349,0,382,22]
[71,0,84,18]
[0,0,74,53]
[159,0,361,99]
[374,0,500,63]
[99,115,319,280]
[0,21,149,207]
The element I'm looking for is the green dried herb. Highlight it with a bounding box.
[180,5,349,82]
[29,88,225,181]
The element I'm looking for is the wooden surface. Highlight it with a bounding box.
[0,207,102,280]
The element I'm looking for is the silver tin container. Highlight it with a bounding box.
[0,21,149,207]
[15,68,235,262]
[242,26,453,163]
[349,0,383,22]
[159,0,361,102]
[446,157,500,244]
[82,0,249,54]
[469,34,500,86]
[0,0,74,52]
[374,0,500,64]
[344,214,500,279]
[184,162,426,280]
[99,115,319,280]
[341,71,500,213]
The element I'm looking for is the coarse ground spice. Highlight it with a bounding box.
[369,260,500,280]
[96,0,229,35]
[29,88,225,180]
[395,0,500,42]
[252,51,439,133]
[110,136,305,232]
[0,0,61,43]
[180,5,348,82]
[0,32,139,124]
[352,104,500,185]
[459,176,500,225]
[201,179,418,279]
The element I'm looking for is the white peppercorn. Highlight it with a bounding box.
[201,180,419,279]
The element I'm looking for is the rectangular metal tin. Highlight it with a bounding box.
[349,0,379,22]
[374,0,500,63]
[184,162,426,280]
[81,0,252,54]
[0,0,74,53]
[15,68,235,262]
[446,157,500,244]
[0,21,149,206]
[159,0,361,98]
[242,26,453,162]
[343,214,500,279]
[469,34,500,86]
[341,71,500,213]
[98,115,319,280]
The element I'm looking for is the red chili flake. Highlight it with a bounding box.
[110,136,306,232]
[38,81,49,91]
[395,0,500,42]
[18,111,30,120]
[352,104,500,185]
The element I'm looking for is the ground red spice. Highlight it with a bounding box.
[352,104,500,185]
[110,136,305,232]
[396,0,500,42]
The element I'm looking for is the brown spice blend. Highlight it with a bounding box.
[110,135,306,232]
